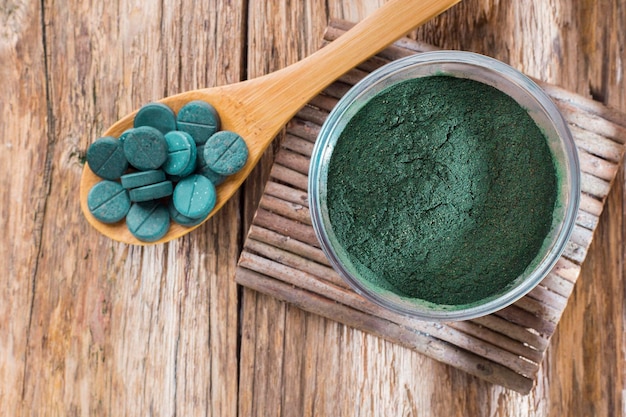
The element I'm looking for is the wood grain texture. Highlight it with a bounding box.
[3,0,244,415]
[1,0,625,415]
[0,0,49,413]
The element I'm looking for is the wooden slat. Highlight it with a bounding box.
[550,257,582,283]
[562,240,587,264]
[578,148,620,181]
[579,192,605,216]
[244,225,556,364]
[253,209,319,248]
[446,321,544,364]
[566,226,593,254]
[581,172,612,198]
[296,105,330,126]
[496,304,556,336]
[309,93,343,112]
[264,181,310,207]
[283,134,315,157]
[576,208,599,230]
[236,268,535,394]
[245,238,343,287]
[470,315,550,352]
[528,284,568,312]
[539,82,626,133]
[538,272,575,299]
[259,194,312,225]
[570,124,625,162]
[269,165,309,191]
[333,67,371,88]
[559,103,626,145]
[512,296,562,325]
[322,81,354,100]
[238,252,540,379]
[273,149,311,176]
[286,118,321,142]
[247,225,330,266]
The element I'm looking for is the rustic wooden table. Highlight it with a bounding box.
[1,0,624,415]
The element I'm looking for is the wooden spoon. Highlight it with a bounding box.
[79,0,460,245]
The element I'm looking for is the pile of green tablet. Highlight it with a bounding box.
[86,100,248,242]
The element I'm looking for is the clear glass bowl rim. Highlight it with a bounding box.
[308,50,581,321]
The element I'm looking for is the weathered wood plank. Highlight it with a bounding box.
[0,1,49,413]
[242,0,329,232]
[239,3,329,417]
[16,0,244,415]
[237,5,626,412]
[543,167,625,417]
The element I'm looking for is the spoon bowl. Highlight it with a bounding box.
[79,0,460,245]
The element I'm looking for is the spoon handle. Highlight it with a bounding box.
[239,0,461,130]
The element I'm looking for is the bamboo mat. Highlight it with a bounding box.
[235,20,626,394]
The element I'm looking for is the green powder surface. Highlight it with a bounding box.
[326,76,557,306]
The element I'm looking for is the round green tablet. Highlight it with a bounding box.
[177,151,197,177]
[134,102,177,134]
[176,100,221,145]
[118,129,132,143]
[167,200,208,227]
[126,201,170,242]
[120,169,166,189]
[197,164,226,186]
[86,136,128,180]
[129,180,173,202]
[122,126,168,170]
[165,153,197,183]
[163,131,197,176]
[203,131,249,175]
[172,174,216,219]
[87,180,131,223]
[196,145,226,185]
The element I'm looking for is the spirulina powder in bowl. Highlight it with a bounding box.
[326,75,557,306]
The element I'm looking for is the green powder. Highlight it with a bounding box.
[327,76,557,306]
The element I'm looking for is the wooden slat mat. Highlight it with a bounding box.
[235,20,626,394]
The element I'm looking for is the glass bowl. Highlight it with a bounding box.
[308,51,580,321]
